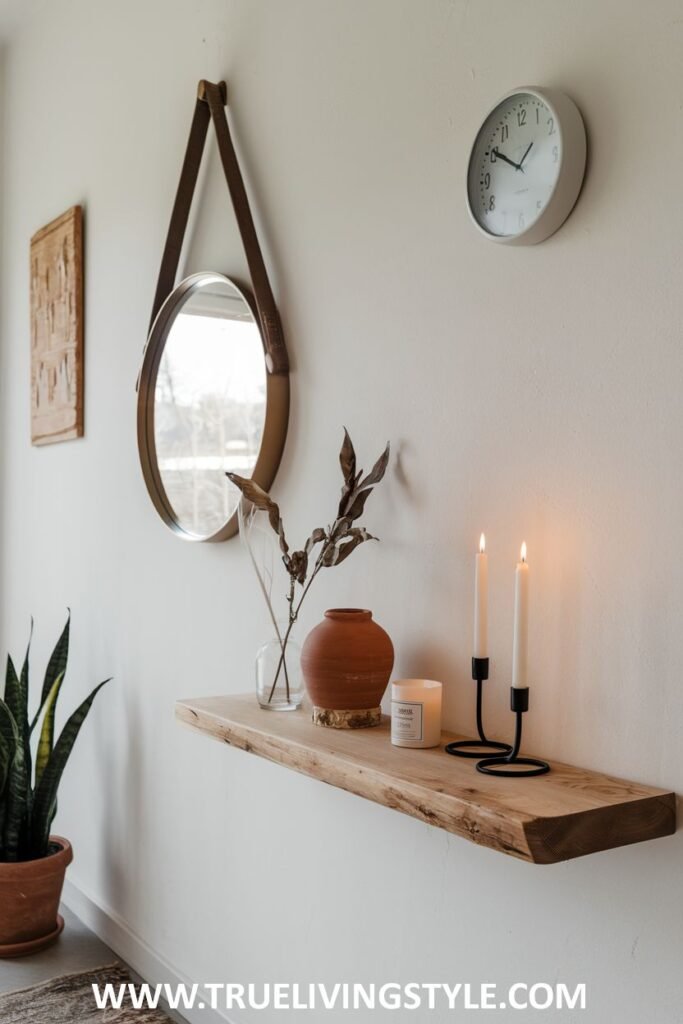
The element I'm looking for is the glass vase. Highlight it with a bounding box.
[255,631,304,711]
[237,500,305,711]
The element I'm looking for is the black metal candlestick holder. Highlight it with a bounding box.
[445,658,513,760]
[476,687,550,777]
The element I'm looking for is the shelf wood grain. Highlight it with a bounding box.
[176,695,676,864]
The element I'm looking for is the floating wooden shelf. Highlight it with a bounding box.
[175,695,676,864]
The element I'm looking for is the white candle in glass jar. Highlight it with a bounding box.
[512,542,529,689]
[391,679,442,748]
[473,532,488,658]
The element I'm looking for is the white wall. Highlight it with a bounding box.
[1,0,682,1020]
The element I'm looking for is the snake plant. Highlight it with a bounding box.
[0,613,110,862]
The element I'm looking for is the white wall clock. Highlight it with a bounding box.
[466,86,586,245]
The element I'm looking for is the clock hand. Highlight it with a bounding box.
[492,147,521,170]
[518,142,533,171]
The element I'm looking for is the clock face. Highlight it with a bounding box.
[467,92,562,238]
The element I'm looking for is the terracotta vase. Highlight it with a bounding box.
[0,836,72,958]
[301,609,394,728]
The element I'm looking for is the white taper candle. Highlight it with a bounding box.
[473,533,488,658]
[512,542,529,689]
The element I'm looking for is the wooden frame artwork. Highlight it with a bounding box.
[30,205,84,445]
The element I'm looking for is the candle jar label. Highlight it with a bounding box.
[391,700,423,742]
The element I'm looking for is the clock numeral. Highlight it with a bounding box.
[547,116,556,135]
[490,149,497,163]
[536,106,540,124]
[517,109,527,127]
[536,200,543,210]
[483,172,490,188]
[488,195,496,212]
[500,124,509,142]
[552,145,559,163]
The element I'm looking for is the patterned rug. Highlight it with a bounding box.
[0,963,173,1022]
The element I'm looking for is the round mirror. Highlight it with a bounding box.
[137,272,289,541]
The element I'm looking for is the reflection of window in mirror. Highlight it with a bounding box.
[154,282,267,538]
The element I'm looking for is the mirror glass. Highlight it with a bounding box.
[151,276,266,538]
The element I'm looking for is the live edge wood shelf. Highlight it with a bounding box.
[175,695,676,865]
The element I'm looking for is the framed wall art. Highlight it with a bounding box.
[30,205,84,445]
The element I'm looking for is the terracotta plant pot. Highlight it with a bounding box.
[0,836,72,958]
[301,609,394,728]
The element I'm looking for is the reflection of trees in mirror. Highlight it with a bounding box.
[229,429,391,706]
[154,306,266,537]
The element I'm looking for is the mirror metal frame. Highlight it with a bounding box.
[137,271,289,542]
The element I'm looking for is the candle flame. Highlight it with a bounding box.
[479,533,486,554]
[520,541,527,563]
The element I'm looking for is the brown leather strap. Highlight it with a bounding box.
[149,95,210,332]
[149,80,288,375]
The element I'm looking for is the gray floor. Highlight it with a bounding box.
[0,905,116,995]
[0,905,187,1021]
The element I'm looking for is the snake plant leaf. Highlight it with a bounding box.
[2,734,29,861]
[4,648,30,795]
[0,700,23,861]
[0,699,18,793]
[0,730,11,799]
[0,698,19,752]
[3,656,21,728]
[30,678,110,857]
[30,611,70,735]
[4,620,32,732]
[35,672,65,788]
[0,729,11,856]
[18,626,33,788]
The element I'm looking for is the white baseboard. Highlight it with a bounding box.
[62,876,236,1024]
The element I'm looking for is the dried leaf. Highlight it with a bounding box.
[278,518,289,556]
[337,487,350,518]
[321,543,340,568]
[231,431,389,589]
[331,517,352,541]
[359,442,390,490]
[347,527,376,542]
[305,528,326,554]
[288,550,308,585]
[339,428,356,487]
[334,532,377,565]
[321,527,377,569]
[337,429,359,517]
[338,442,389,520]
[226,473,281,536]
[343,486,373,522]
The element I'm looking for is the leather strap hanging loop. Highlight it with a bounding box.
[149,95,210,333]
[149,79,288,375]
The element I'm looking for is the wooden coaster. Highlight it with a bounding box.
[312,706,382,729]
